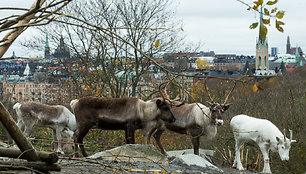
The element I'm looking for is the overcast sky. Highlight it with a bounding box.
[1,0,306,57]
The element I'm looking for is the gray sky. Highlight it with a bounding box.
[1,0,306,57]
[176,0,306,55]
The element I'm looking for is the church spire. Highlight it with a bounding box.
[44,33,50,59]
[286,36,291,54]
[45,34,49,48]
[258,6,265,45]
[255,6,269,71]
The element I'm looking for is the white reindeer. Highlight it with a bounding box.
[230,114,296,173]
[13,102,77,154]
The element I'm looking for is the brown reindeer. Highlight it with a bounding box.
[151,80,236,155]
[70,96,176,157]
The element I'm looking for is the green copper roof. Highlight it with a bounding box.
[258,6,266,45]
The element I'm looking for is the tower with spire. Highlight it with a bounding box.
[255,7,269,71]
[52,35,70,59]
[44,34,50,59]
[286,36,291,54]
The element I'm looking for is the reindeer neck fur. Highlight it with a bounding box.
[196,103,218,138]
[193,103,213,126]
[141,100,160,121]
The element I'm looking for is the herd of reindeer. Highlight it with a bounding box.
[11,81,296,174]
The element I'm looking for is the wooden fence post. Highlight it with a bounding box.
[0,101,39,161]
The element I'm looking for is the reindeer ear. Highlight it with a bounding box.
[222,103,232,111]
[276,137,281,143]
[156,99,162,107]
[290,139,297,143]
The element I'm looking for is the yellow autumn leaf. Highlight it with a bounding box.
[253,84,258,93]
[245,69,249,76]
[155,40,160,48]
[276,10,285,19]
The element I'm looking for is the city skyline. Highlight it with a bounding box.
[1,0,305,57]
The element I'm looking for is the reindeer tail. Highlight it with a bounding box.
[70,99,79,113]
[13,103,22,111]
[13,103,23,120]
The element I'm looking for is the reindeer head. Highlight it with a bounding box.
[206,102,231,126]
[204,79,235,126]
[276,129,296,161]
[154,99,176,123]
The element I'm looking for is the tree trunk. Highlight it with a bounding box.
[0,160,61,172]
[0,147,58,164]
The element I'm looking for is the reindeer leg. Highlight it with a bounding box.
[74,125,91,157]
[125,129,130,144]
[130,128,136,144]
[190,136,200,155]
[234,138,244,170]
[153,129,167,156]
[23,121,35,137]
[52,129,58,153]
[73,129,80,158]
[22,114,35,137]
[144,121,159,144]
[259,143,271,173]
[125,124,136,144]
[17,120,25,132]
[54,127,64,154]
[145,128,156,145]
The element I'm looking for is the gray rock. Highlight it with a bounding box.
[170,154,223,173]
[167,148,215,161]
[88,144,167,163]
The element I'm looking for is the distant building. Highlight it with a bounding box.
[286,36,304,55]
[286,36,291,54]
[213,54,254,71]
[255,7,269,71]
[1,74,56,103]
[44,34,50,59]
[271,47,278,57]
[274,54,296,63]
[52,36,70,59]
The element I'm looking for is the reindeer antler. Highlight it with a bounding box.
[223,82,237,105]
[159,76,183,106]
[163,81,181,102]
[158,81,168,101]
[204,78,214,103]
[163,81,171,102]
[283,129,287,141]
[289,129,293,142]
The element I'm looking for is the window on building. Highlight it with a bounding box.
[259,56,262,67]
